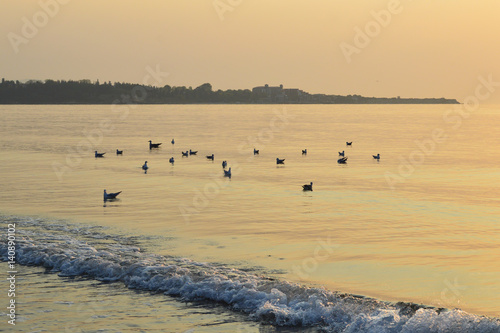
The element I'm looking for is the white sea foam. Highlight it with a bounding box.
[1,216,499,332]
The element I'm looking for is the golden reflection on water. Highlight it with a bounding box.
[0,104,499,317]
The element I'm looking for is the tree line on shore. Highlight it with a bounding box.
[0,79,459,104]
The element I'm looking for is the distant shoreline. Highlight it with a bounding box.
[0,79,460,105]
[0,102,461,105]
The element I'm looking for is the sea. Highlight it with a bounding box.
[0,104,499,332]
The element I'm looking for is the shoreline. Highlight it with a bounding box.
[1,212,499,331]
[0,80,460,105]
[0,102,460,105]
[1,208,499,322]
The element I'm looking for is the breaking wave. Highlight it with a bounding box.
[1,215,499,332]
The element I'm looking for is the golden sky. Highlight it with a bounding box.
[2,0,500,102]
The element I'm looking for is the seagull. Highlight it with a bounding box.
[149,140,162,149]
[103,189,121,201]
[339,151,345,156]
[338,157,348,164]
[373,153,380,160]
[95,151,105,158]
[254,148,259,155]
[182,151,189,157]
[206,154,214,161]
[302,149,307,155]
[302,182,313,191]
[189,149,198,155]
[222,160,227,168]
[169,157,175,164]
[116,149,123,155]
[346,142,352,146]
[276,157,285,165]
[171,138,175,145]
[142,161,149,171]
[224,167,231,178]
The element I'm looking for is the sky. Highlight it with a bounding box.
[2,0,500,102]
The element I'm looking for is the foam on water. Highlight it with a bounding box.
[2,215,499,332]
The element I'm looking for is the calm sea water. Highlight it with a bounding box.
[0,104,499,332]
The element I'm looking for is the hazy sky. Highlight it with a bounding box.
[2,1,500,102]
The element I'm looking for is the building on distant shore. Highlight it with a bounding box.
[252,84,310,103]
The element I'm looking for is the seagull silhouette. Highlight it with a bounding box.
[149,140,162,149]
[302,182,313,191]
[103,189,121,201]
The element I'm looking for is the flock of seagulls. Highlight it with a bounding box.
[99,139,381,201]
